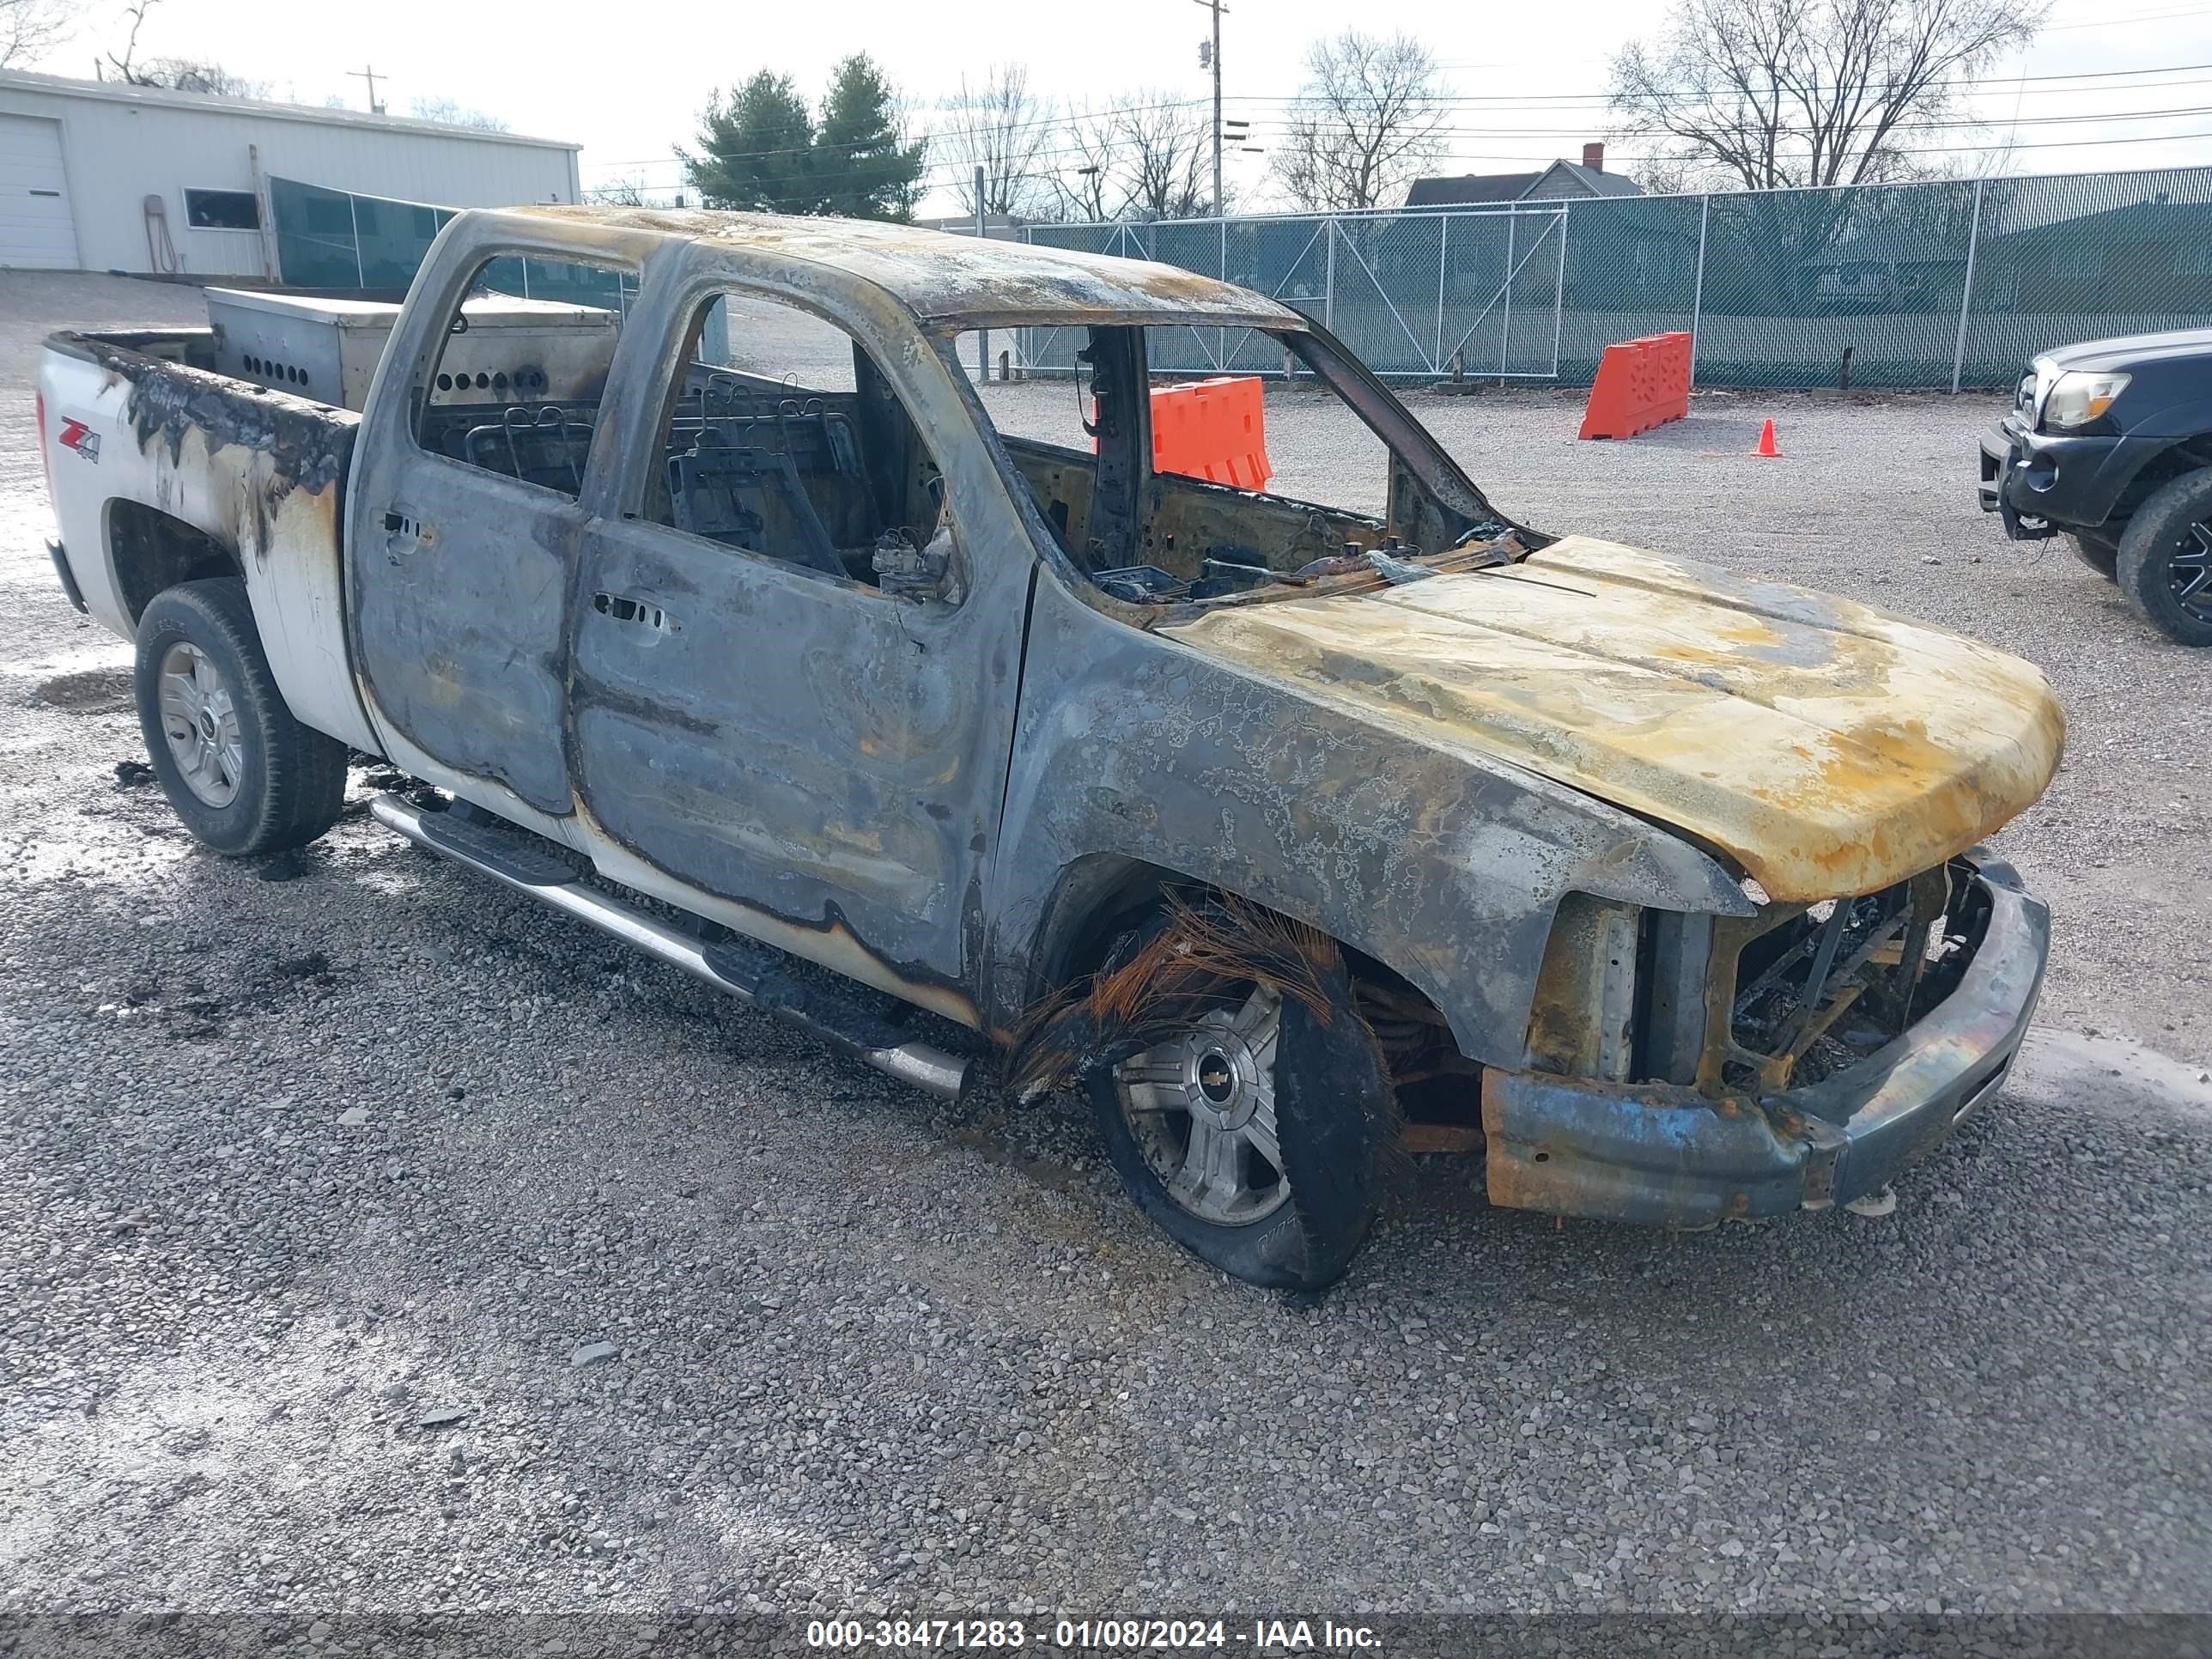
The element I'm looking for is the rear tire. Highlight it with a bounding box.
[133,578,348,855]
[1087,911,1395,1291]
[2116,468,2212,647]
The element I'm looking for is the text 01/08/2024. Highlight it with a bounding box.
[805,1618,1384,1650]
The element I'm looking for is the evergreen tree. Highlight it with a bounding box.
[684,71,823,214]
[684,58,927,221]
[814,54,927,222]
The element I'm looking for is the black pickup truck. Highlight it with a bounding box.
[1979,327,2212,645]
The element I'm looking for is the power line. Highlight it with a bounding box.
[610,57,2212,171]
[593,98,2212,187]
[586,67,2212,175]
[1206,100,2212,142]
[585,58,2212,188]
[2043,3,2212,27]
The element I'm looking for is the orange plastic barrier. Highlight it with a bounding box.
[1149,376,1273,489]
[1577,331,1692,441]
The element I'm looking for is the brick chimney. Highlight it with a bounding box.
[1583,142,1605,173]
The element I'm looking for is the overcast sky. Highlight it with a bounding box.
[30,0,2212,214]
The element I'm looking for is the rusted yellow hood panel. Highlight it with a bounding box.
[1159,537,2064,901]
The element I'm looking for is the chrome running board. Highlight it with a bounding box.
[369,793,970,1101]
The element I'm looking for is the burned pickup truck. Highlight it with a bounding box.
[36,208,2063,1289]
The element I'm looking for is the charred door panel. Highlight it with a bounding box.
[348,466,581,817]
[569,519,1012,1005]
[343,234,647,822]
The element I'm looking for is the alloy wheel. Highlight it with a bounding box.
[157,641,244,809]
[2168,520,2212,623]
[1112,984,1290,1226]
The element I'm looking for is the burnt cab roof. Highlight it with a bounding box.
[503,204,1305,333]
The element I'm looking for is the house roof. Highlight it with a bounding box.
[1531,161,1646,200]
[509,205,1308,331]
[1406,159,1647,208]
[0,67,580,151]
[1406,171,1544,207]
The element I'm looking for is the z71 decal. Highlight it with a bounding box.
[58,418,100,463]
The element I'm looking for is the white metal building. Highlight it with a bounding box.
[0,70,580,275]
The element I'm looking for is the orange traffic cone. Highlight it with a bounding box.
[1752,418,1781,458]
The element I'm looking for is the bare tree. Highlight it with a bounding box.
[1114,94,1212,222]
[408,94,510,131]
[585,175,651,207]
[132,58,267,96]
[1626,155,1706,196]
[1609,0,2045,190]
[1048,101,1123,223]
[102,0,263,96]
[1,0,70,69]
[102,0,155,82]
[1269,31,1450,211]
[937,64,1056,219]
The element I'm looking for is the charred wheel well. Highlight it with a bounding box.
[106,500,241,628]
[1026,856,1475,1123]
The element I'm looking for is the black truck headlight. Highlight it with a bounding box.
[2041,370,2130,433]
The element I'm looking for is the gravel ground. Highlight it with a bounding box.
[3,273,2209,1625]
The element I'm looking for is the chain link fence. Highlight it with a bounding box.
[1024,165,2212,391]
[264,165,2212,392]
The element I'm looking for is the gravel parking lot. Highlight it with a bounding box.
[2,273,2209,1627]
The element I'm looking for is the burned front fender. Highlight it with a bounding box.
[986,573,1750,1062]
[1482,870,2049,1226]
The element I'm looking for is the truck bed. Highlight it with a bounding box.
[47,326,358,488]
[40,327,375,752]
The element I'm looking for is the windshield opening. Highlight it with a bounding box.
[949,319,1518,607]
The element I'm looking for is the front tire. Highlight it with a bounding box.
[1087,916,1395,1291]
[133,578,347,855]
[2116,468,2212,646]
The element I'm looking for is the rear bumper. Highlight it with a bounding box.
[1979,416,2152,537]
[1483,866,2049,1227]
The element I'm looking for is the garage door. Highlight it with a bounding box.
[0,113,77,270]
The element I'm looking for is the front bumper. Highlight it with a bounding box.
[1978,415,2149,538]
[1482,868,2049,1227]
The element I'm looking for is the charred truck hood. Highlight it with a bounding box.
[1161,537,2065,902]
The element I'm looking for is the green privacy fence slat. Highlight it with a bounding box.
[273,168,2212,388]
[265,177,627,312]
[267,176,364,289]
[1024,165,2212,390]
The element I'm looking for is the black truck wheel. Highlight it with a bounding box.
[2066,529,2118,580]
[2117,468,2212,647]
[1087,913,1396,1291]
[133,578,349,855]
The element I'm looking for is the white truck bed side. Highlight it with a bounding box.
[37,331,380,755]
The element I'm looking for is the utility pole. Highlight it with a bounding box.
[1194,0,1226,216]
[347,64,384,115]
[975,165,988,386]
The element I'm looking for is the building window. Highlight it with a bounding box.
[184,189,260,231]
